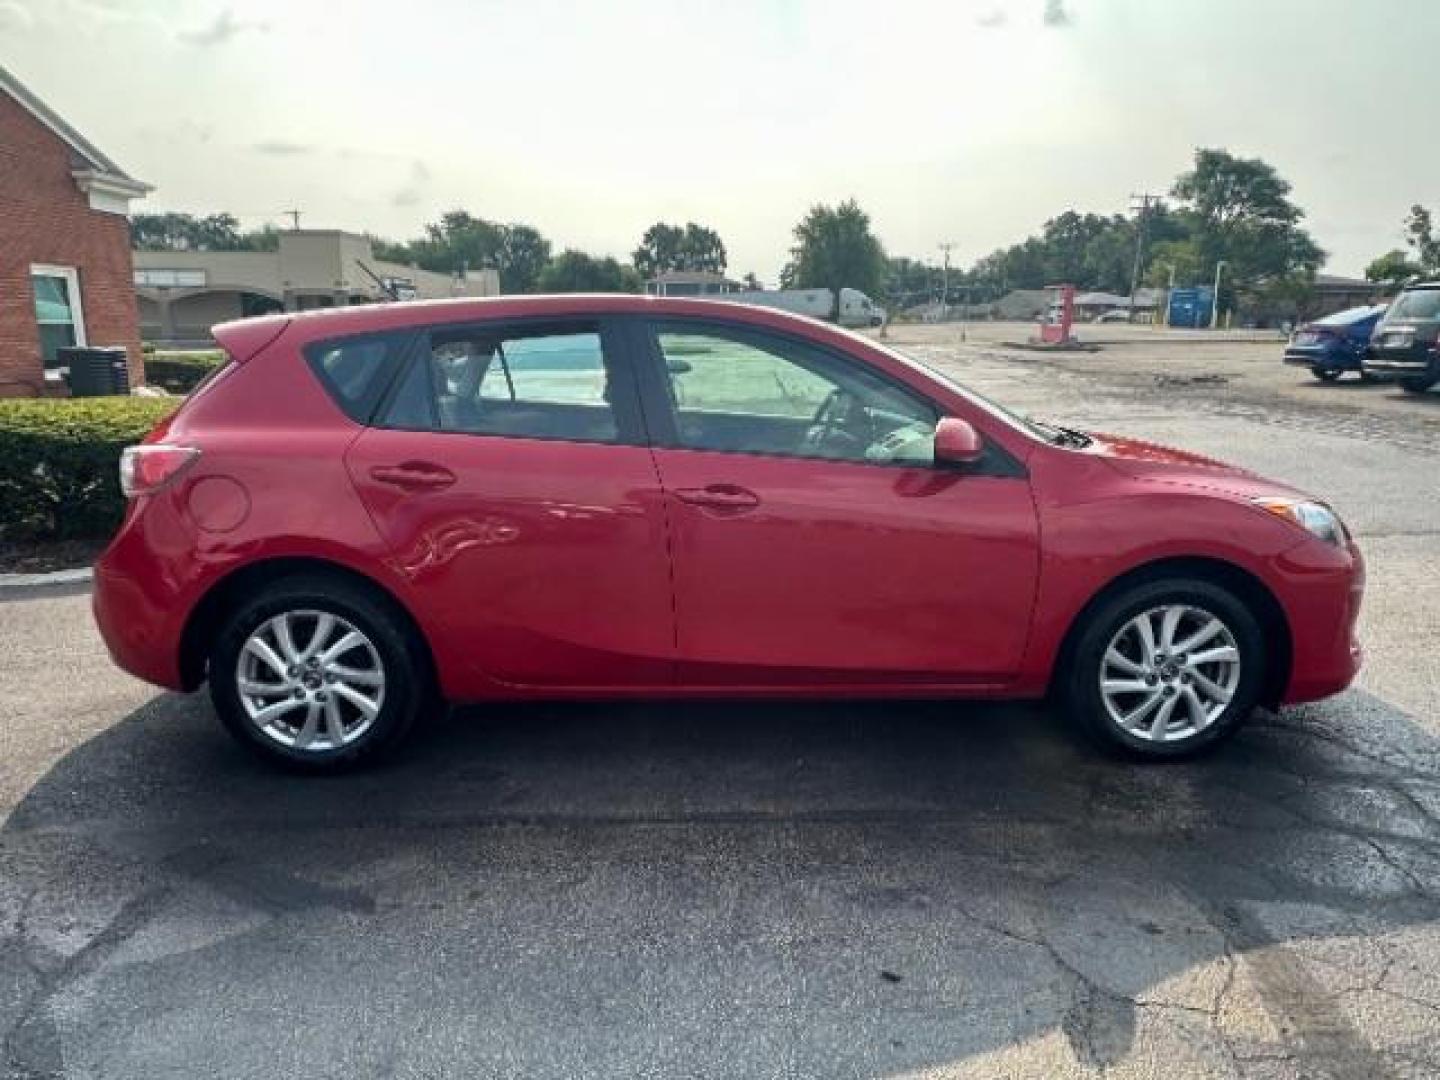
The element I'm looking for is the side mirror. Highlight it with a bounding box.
[934,417,984,466]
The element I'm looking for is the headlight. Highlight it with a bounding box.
[1252,497,1346,547]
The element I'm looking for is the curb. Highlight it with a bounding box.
[0,567,94,592]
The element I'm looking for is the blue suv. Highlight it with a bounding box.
[1283,304,1385,382]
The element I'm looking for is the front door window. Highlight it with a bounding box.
[651,323,939,466]
[31,265,86,371]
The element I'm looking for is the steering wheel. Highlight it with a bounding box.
[801,389,867,457]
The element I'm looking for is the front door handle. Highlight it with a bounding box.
[369,461,457,491]
[673,484,761,513]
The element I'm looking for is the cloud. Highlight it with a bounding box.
[0,0,33,30]
[976,8,1007,29]
[178,7,268,46]
[253,139,311,156]
[391,160,431,208]
[1042,0,1072,27]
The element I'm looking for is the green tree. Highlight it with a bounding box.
[370,236,415,264]
[785,200,886,301]
[1403,205,1439,273]
[535,250,640,293]
[131,211,271,252]
[741,272,762,290]
[884,256,936,308]
[1366,249,1423,289]
[497,224,552,293]
[408,210,505,275]
[235,223,281,252]
[403,211,553,292]
[632,221,728,279]
[1169,148,1324,290]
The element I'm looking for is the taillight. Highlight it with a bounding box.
[119,445,200,499]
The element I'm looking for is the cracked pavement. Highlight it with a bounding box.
[2,323,1439,1078]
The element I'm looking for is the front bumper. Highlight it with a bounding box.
[1276,539,1365,705]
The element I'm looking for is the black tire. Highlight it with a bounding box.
[1400,376,1436,395]
[1060,578,1267,760]
[1310,367,1342,382]
[208,574,432,771]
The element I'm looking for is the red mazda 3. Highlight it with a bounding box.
[93,296,1364,770]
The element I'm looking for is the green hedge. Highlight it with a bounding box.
[0,397,177,541]
[143,351,225,393]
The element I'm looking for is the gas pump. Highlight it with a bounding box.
[1037,284,1076,345]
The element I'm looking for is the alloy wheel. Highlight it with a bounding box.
[235,609,386,752]
[1098,604,1242,743]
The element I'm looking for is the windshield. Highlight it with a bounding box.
[1387,289,1440,321]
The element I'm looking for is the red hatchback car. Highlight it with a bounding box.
[94,296,1364,769]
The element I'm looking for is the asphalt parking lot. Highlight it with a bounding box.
[3,325,1439,1079]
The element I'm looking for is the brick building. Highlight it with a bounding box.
[0,63,150,397]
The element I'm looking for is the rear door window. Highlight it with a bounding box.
[380,320,642,445]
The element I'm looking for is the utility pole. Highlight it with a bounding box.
[1210,260,1227,330]
[1128,193,1157,322]
[284,209,302,231]
[938,242,955,323]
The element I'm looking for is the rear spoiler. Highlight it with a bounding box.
[212,314,290,362]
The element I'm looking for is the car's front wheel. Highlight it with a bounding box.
[1310,367,1342,382]
[1400,376,1436,395]
[208,575,431,770]
[1061,578,1266,759]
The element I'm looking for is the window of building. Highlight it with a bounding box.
[133,269,207,288]
[31,265,86,372]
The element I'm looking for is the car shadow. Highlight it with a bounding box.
[4,691,1440,1077]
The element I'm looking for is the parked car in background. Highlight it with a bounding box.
[1093,309,1132,324]
[1283,304,1385,382]
[1363,282,1440,394]
[93,296,1363,772]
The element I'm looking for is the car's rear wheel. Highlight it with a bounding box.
[208,575,430,770]
[1310,367,1342,382]
[1061,578,1266,759]
[1400,376,1436,395]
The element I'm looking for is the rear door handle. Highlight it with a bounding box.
[673,484,761,513]
[369,461,457,491]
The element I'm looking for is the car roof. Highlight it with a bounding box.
[214,293,846,352]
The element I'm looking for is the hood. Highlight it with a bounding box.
[1086,432,1311,500]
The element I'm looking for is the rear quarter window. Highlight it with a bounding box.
[304,333,410,422]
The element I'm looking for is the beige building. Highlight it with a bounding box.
[134,229,500,345]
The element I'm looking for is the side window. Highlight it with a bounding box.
[381,322,624,444]
[305,335,402,422]
[652,323,939,466]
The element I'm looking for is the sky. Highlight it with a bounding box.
[2,0,1436,282]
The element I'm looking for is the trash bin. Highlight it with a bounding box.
[59,346,130,397]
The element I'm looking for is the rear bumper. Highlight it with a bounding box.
[1276,539,1365,705]
[1283,346,1353,370]
[92,498,195,691]
[1363,346,1437,379]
